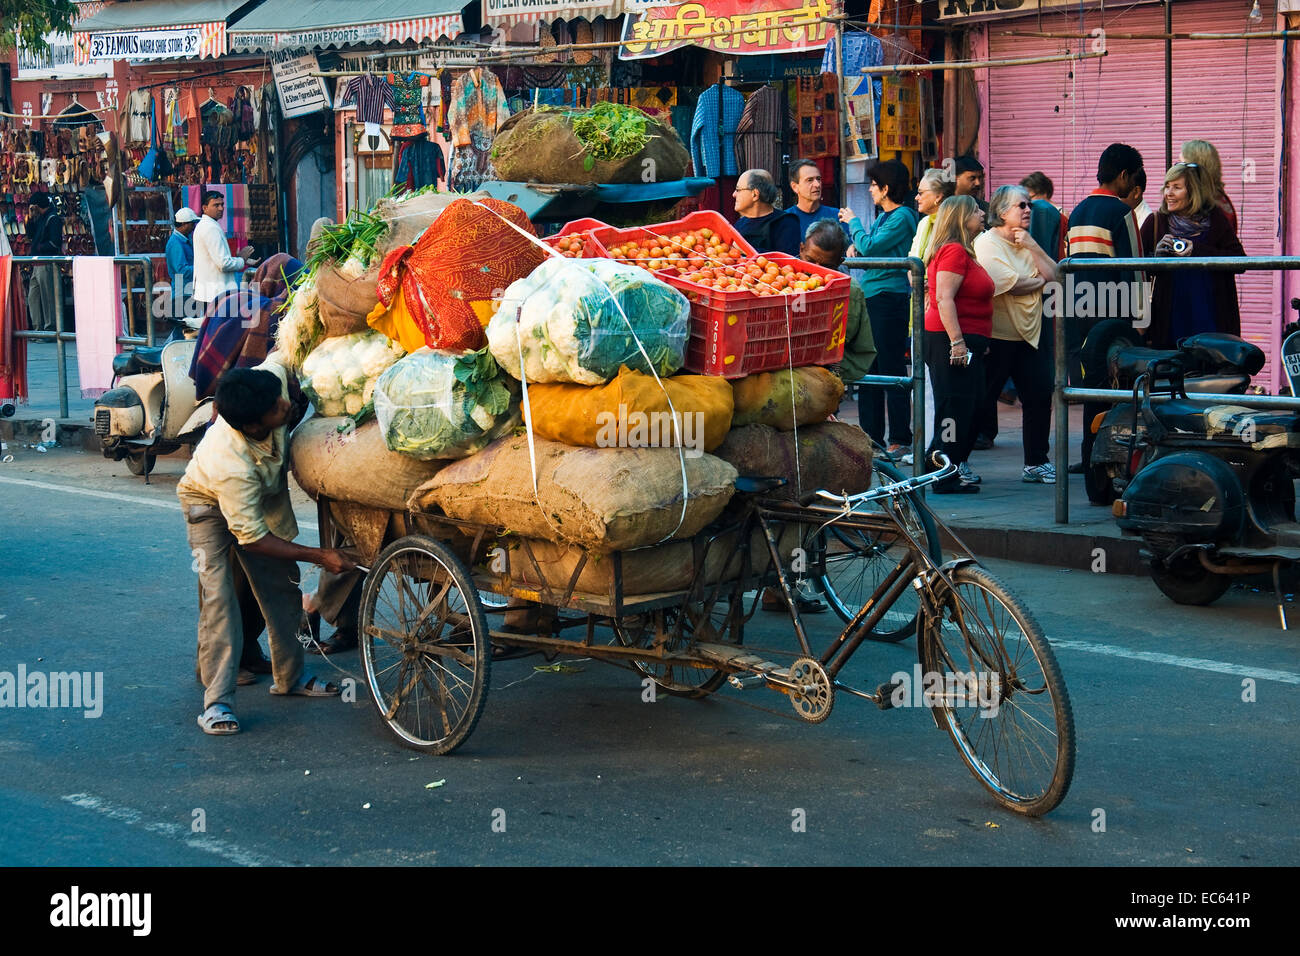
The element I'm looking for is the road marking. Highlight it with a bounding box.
[62,793,285,867]
[0,475,317,530]
[1050,639,1300,685]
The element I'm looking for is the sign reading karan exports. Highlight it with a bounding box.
[619,0,835,60]
[230,24,385,53]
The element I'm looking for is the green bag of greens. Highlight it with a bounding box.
[373,347,520,460]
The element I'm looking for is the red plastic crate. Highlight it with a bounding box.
[542,230,607,258]
[666,253,850,378]
[590,210,758,265]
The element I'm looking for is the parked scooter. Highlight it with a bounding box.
[1086,320,1300,621]
[94,319,212,480]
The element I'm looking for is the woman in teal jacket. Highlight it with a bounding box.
[839,159,919,457]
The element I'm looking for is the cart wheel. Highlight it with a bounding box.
[919,564,1075,816]
[359,534,490,754]
[813,460,941,642]
[612,598,736,699]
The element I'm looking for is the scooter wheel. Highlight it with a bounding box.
[1085,464,1118,505]
[125,451,156,476]
[1148,556,1231,606]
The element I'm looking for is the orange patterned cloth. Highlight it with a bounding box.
[369,198,545,352]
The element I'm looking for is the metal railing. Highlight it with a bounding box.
[11,255,164,418]
[1052,255,1300,523]
[842,255,927,476]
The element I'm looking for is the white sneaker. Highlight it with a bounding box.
[957,462,981,485]
[1022,463,1057,484]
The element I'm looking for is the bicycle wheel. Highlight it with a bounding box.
[611,595,738,698]
[919,564,1075,816]
[359,535,490,754]
[813,460,941,642]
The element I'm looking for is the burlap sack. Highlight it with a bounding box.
[316,289,371,337]
[491,109,689,185]
[290,416,447,511]
[730,366,845,431]
[372,189,488,250]
[408,436,737,553]
[712,422,873,500]
[316,263,381,325]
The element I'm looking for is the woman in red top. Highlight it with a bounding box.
[924,195,995,493]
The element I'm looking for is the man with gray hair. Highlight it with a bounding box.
[734,168,800,256]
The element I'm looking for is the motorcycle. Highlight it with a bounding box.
[1085,320,1300,620]
[93,319,212,480]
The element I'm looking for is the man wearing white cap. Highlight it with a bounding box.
[166,207,199,325]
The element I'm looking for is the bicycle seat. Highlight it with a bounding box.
[734,475,788,495]
[112,347,164,377]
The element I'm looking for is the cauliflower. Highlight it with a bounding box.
[344,393,365,416]
[300,329,405,422]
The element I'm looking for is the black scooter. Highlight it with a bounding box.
[1087,322,1300,623]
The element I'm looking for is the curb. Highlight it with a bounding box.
[940,523,1146,576]
[0,417,100,453]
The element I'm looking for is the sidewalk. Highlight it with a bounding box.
[4,345,1141,572]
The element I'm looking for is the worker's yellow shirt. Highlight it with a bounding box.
[176,359,297,546]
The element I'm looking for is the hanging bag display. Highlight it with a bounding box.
[137,99,171,182]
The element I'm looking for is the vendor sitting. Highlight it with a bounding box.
[178,361,357,735]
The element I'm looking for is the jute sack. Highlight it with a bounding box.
[526,367,734,452]
[712,422,873,500]
[372,190,487,250]
[408,436,737,553]
[491,109,689,185]
[316,264,380,328]
[730,366,845,430]
[290,416,447,511]
[316,288,372,337]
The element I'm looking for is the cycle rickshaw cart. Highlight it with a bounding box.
[326,456,1076,817]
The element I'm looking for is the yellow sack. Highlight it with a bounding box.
[366,285,428,356]
[526,366,734,453]
[730,366,845,431]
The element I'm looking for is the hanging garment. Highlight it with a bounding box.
[340,74,395,126]
[447,68,508,191]
[72,257,125,398]
[822,32,883,123]
[688,83,744,178]
[735,85,787,183]
[394,139,446,191]
[179,87,201,157]
[125,90,153,147]
[0,256,29,405]
[387,72,431,138]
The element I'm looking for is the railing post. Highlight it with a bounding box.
[52,260,68,420]
[1054,259,1070,524]
[909,256,925,478]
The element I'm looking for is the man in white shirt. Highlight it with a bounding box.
[192,190,258,318]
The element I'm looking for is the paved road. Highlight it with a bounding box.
[1,445,1297,866]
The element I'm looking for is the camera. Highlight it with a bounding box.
[1170,238,1190,255]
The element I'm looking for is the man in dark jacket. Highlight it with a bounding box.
[25,193,63,335]
[733,169,800,256]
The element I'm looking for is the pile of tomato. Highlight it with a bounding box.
[605,228,749,273]
[681,257,825,295]
[552,236,588,257]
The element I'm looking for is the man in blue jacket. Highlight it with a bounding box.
[166,207,198,327]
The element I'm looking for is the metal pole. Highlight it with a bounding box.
[836,10,847,211]
[53,264,68,420]
[1165,0,1174,171]
[1054,262,1069,524]
[860,50,1107,73]
[910,257,925,478]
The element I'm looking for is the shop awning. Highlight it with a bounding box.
[73,0,253,62]
[227,1,467,54]
[482,1,635,29]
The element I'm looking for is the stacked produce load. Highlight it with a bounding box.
[284,195,872,596]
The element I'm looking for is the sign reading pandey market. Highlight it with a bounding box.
[619,0,835,60]
[229,24,385,53]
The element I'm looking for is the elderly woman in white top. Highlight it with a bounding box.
[972,184,1059,484]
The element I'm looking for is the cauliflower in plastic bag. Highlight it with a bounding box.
[373,347,520,460]
[300,330,405,422]
[488,257,689,386]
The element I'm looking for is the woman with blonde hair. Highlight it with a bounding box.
[1140,162,1245,348]
[924,195,994,493]
[1180,139,1238,232]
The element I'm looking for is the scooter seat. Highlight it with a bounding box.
[1112,347,1181,381]
[1179,333,1266,376]
[1154,399,1298,440]
[112,347,164,377]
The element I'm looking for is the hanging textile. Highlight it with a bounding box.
[387,72,431,139]
[0,256,28,405]
[735,85,787,183]
[185,184,249,251]
[689,83,744,178]
[795,74,839,160]
[394,140,446,191]
[72,257,124,399]
[447,68,509,192]
[822,31,883,123]
[339,74,395,126]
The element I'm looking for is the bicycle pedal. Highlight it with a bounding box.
[728,674,766,691]
[875,681,903,710]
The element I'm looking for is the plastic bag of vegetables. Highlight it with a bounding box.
[300,330,406,420]
[373,347,521,460]
[487,257,689,386]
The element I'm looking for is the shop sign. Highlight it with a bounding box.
[484,0,614,17]
[230,24,385,53]
[87,27,203,60]
[16,31,108,78]
[271,48,332,119]
[619,0,836,60]
[938,0,1159,20]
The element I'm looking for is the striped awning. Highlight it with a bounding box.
[72,0,249,63]
[482,0,633,28]
[226,1,466,54]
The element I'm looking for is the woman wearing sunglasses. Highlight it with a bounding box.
[973,185,1059,484]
